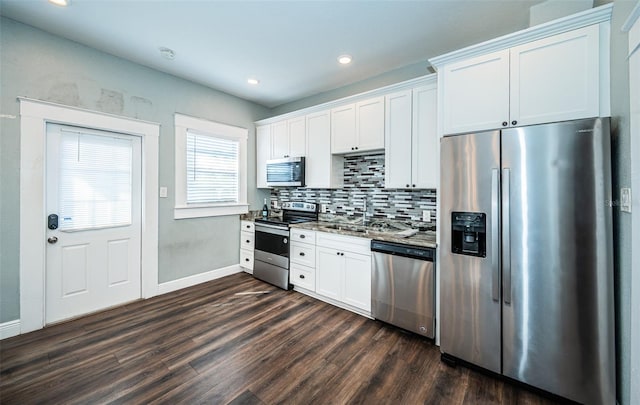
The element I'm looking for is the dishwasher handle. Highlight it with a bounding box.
[370,240,435,262]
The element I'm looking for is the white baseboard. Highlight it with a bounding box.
[157,264,243,295]
[0,319,21,340]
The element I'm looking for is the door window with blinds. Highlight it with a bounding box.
[174,113,249,219]
[54,128,136,231]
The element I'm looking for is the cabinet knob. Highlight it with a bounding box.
[406,184,410,188]
[246,240,250,243]
[351,147,355,150]
[300,274,305,279]
[300,252,305,256]
[246,225,250,229]
[355,147,358,150]
[245,258,250,262]
[502,121,508,127]
[412,184,416,188]
[300,235,305,239]
[511,120,517,126]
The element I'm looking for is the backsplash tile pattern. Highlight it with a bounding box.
[270,153,437,229]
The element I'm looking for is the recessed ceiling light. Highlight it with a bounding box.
[159,47,175,60]
[48,0,70,6]
[338,55,352,65]
[247,78,260,85]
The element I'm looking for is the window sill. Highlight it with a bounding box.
[174,204,249,219]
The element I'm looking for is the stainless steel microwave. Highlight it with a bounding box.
[266,156,305,187]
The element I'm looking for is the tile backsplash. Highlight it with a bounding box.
[270,153,437,229]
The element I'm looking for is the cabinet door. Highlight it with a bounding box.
[331,104,357,154]
[343,252,371,311]
[385,90,413,189]
[356,96,385,152]
[412,84,438,189]
[510,24,599,127]
[442,49,510,135]
[288,116,306,157]
[271,120,288,158]
[316,246,342,301]
[256,125,271,189]
[306,110,333,188]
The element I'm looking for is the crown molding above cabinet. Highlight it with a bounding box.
[428,3,613,69]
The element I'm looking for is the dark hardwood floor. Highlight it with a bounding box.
[1,273,561,404]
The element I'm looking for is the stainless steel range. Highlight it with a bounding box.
[253,202,318,290]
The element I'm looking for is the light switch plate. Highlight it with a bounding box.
[422,210,431,222]
[159,187,168,198]
[320,204,327,214]
[621,188,632,213]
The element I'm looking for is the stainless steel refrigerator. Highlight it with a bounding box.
[440,117,615,404]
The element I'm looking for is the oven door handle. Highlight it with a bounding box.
[255,223,289,236]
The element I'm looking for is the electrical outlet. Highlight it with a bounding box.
[621,188,632,213]
[272,200,279,209]
[422,210,431,222]
[321,204,327,213]
[159,187,168,198]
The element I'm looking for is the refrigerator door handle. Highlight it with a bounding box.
[502,168,512,305]
[491,168,500,302]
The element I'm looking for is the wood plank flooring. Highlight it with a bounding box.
[0,273,563,404]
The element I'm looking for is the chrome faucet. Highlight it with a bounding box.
[362,197,368,226]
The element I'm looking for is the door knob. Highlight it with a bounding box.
[48,236,58,244]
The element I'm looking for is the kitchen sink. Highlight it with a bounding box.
[320,224,368,233]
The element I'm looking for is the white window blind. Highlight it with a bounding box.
[58,131,133,231]
[186,130,239,204]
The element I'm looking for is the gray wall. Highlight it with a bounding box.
[0,17,271,323]
[271,61,430,115]
[609,2,636,404]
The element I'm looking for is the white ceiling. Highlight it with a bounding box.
[0,0,546,108]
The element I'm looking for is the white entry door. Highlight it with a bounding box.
[45,123,142,324]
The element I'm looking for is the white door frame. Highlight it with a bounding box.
[19,98,159,333]
[623,3,640,403]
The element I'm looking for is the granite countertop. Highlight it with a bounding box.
[241,211,437,248]
[291,220,437,249]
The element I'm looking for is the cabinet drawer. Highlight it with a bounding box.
[241,231,254,249]
[290,243,316,267]
[241,221,255,233]
[291,228,316,245]
[291,263,315,291]
[240,249,254,271]
[316,231,370,256]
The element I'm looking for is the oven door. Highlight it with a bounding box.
[254,223,289,269]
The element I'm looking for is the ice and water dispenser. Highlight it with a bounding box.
[451,212,487,257]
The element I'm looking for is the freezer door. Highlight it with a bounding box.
[501,118,615,404]
[440,131,501,373]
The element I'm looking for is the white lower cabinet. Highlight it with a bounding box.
[315,232,371,313]
[239,220,254,273]
[290,228,316,291]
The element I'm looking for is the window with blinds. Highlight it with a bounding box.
[186,131,239,204]
[58,131,133,231]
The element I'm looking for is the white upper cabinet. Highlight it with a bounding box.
[288,116,306,157]
[271,120,288,158]
[331,96,384,154]
[431,5,613,136]
[442,50,510,135]
[306,110,343,189]
[330,104,357,154]
[356,96,385,152]
[256,124,271,189]
[412,85,439,188]
[271,117,306,159]
[385,83,438,189]
[510,25,599,127]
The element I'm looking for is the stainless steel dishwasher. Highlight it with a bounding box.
[371,240,435,338]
